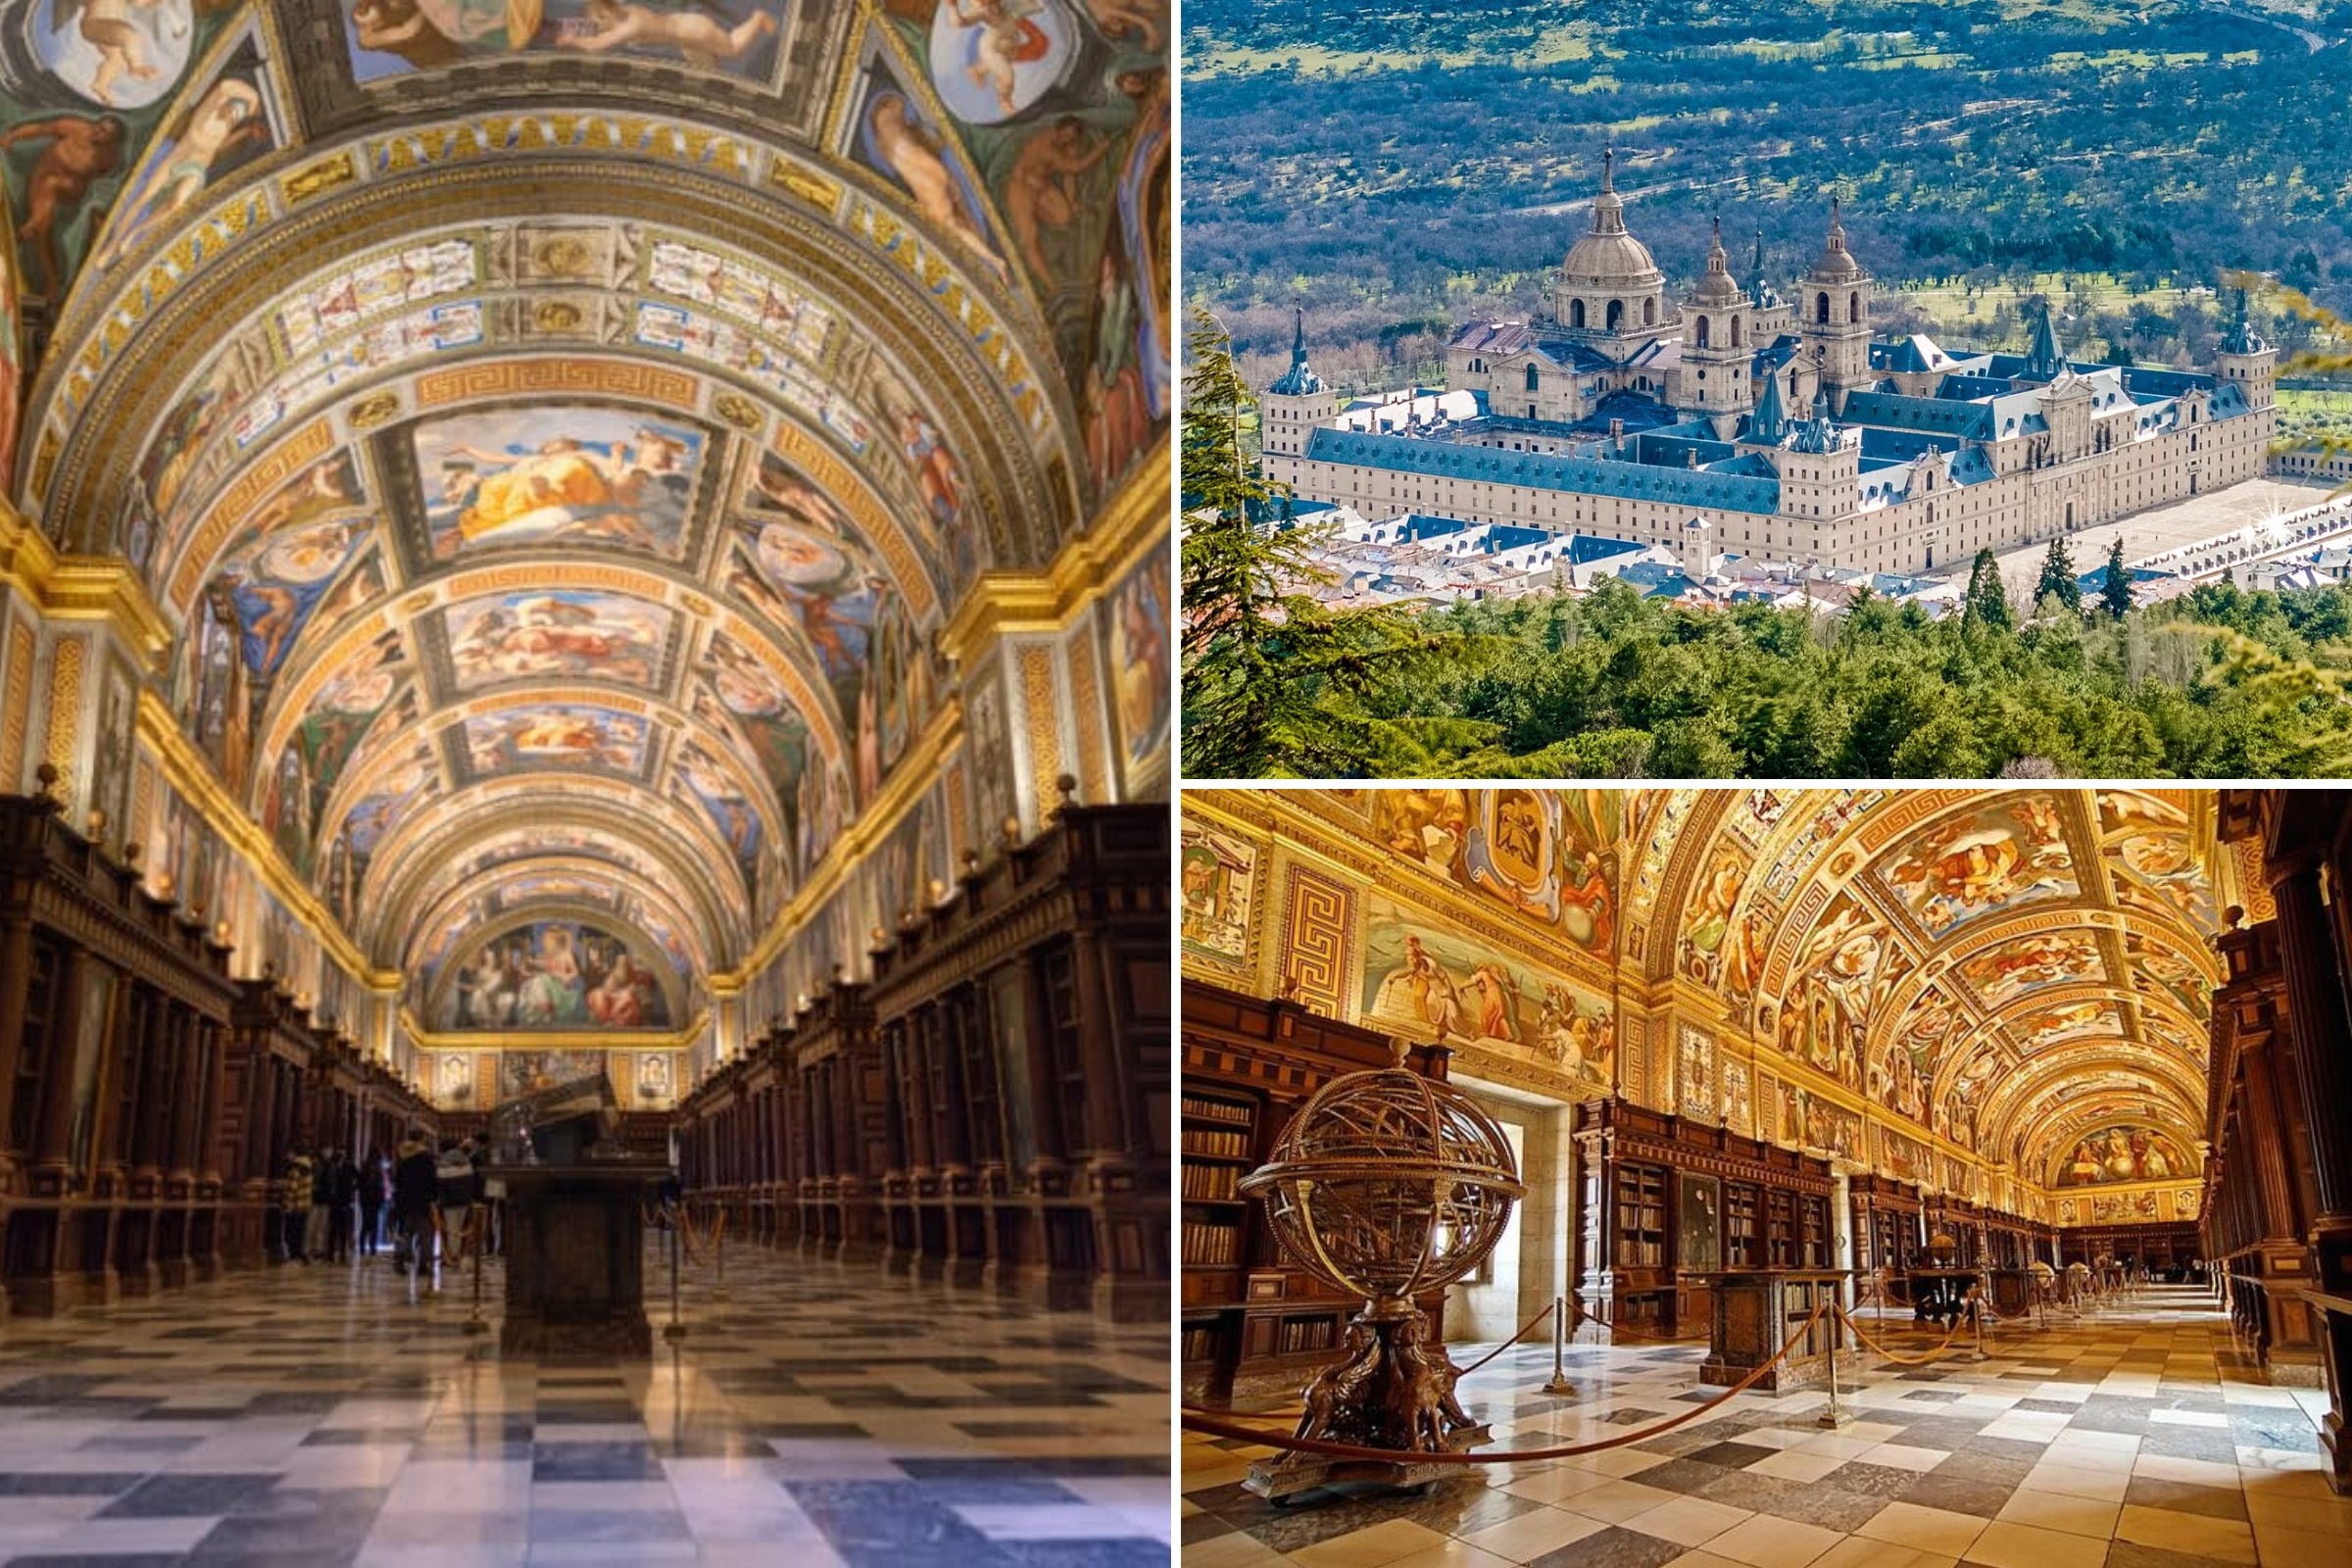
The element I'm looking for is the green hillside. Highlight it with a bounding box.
[1183,0,2352,388]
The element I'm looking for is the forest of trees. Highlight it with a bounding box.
[1184,0,2352,388]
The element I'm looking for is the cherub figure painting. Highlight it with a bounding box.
[45,0,193,110]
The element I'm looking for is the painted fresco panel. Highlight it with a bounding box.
[414,403,704,562]
[1360,894,1613,1094]
[2054,1125,2191,1187]
[443,589,672,693]
[343,1,790,84]
[1874,794,2077,935]
[438,920,675,1032]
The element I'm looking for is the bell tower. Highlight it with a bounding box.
[1680,219,1753,437]
[1799,200,1873,415]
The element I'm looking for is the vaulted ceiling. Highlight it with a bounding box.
[1,1,1168,1028]
[1637,788,2221,1195]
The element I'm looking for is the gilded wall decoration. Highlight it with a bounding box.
[1178,822,1253,968]
[1359,892,1613,1093]
[1280,861,1351,1020]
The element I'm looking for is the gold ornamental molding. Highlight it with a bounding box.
[0,502,172,671]
[134,689,397,990]
[941,436,1169,664]
[715,691,963,987]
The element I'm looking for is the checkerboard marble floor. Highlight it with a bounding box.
[1182,1287,2345,1568]
[0,1241,1170,1567]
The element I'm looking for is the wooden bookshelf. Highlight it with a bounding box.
[1726,1182,1761,1268]
[1179,979,1449,1401]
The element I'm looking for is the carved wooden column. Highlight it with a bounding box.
[2273,849,2352,1287]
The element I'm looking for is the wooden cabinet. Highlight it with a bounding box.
[0,795,435,1321]
[675,803,1168,1322]
[1177,979,1449,1401]
[1575,1100,1838,1338]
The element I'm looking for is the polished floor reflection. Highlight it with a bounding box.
[1182,1287,2346,1568]
[0,1242,1170,1566]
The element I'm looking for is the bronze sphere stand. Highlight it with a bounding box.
[1236,1063,1523,1505]
[1245,1294,1493,1502]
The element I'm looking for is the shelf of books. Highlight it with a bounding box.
[1178,979,1447,1400]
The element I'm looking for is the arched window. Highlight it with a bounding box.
[1643,298,1656,326]
[1848,290,1861,323]
[1525,364,1541,392]
[1696,317,1711,349]
[1816,292,1831,324]
[1731,317,1741,348]
[1571,300,1586,328]
[1607,299,1625,331]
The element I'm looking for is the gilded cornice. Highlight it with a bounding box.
[941,436,1170,664]
[0,505,172,671]
[399,1009,710,1054]
[135,690,394,988]
[716,694,960,987]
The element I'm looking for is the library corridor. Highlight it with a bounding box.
[1179,787,2352,1568]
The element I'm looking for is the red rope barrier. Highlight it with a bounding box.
[1452,1299,1558,1379]
[1178,1297,1835,1465]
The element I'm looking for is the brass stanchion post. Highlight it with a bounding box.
[1818,1303,1854,1429]
[661,1200,687,1343]
[710,1206,729,1304]
[1543,1296,1575,1396]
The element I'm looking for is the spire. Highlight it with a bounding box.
[1792,384,1841,454]
[1707,216,1727,272]
[2222,283,2266,356]
[1748,225,1782,309]
[1750,367,1788,444]
[1591,144,1627,235]
[2025,303,2064,380]
[1268,306,1323,397]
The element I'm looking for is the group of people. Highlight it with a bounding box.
[281,1131,501,1281]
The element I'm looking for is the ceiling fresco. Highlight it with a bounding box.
[0,0,1168,1033]
[1637,787,2225,1197]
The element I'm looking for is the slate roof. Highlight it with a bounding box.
[1302,427,1782,514]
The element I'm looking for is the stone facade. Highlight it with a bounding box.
[1262,170,2278,579]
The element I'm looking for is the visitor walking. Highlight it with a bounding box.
[281,1146,315,1263]
[436,1138,479,1264]
[326,1149,358,1262]
[357,1148,386,1256]
[307,1149,337,1265]
[391,1129,437,1279]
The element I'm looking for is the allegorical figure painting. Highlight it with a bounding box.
[1361,897,1614,1093]
[460,703,651,779]
[442,920,676,1031]
[1875,795,2078,935]
[2055,1125,2187,1187]
[865,0,1168,499]
[85,56,271,275]
[1177,824,1252,964]
[443,589,671,692]
[414,403,703,561]
[343,0,786,82]
[1103,553,1167,786]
